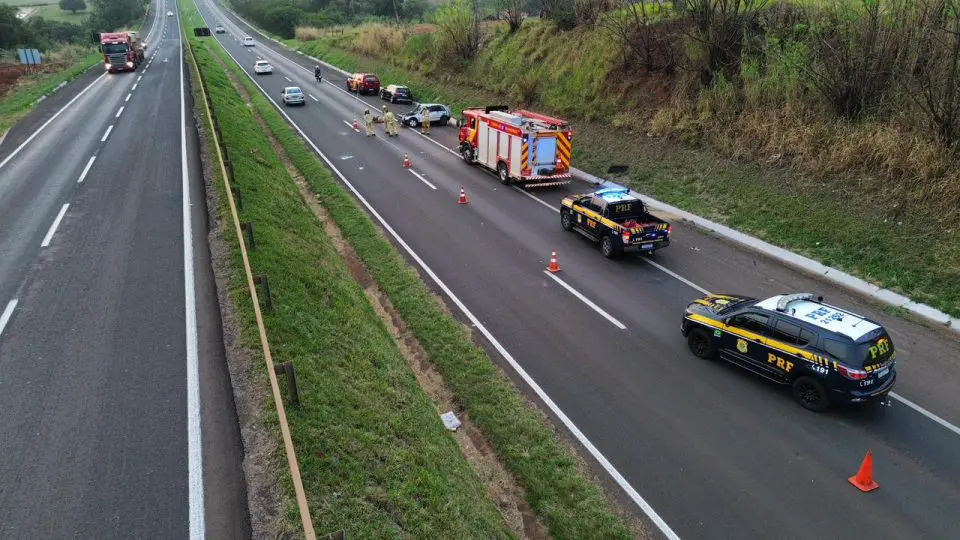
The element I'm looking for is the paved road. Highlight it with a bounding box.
[199,2,960,537]
[0,3,248,538]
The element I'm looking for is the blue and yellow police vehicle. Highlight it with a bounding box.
[560,184,671,258]
[681,292,897,412]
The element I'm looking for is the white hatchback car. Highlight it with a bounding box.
[166,11,173,16]
[254,60,272,75]
[242,36,255,46]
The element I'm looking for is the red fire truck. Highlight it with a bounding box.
[458,106,573,187]
[100,32,145,73]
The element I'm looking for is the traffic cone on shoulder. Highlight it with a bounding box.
[403,153,411,168]
[848,451,880,492]
[547,251,561,273]
[458,187,469,205]
[352,117,359,131]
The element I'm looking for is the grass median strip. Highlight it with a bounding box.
[184,17,518,540]
[185,4,639,540]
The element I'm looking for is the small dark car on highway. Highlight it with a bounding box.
[560,184,671,258]
[681,292,897,412]
[380,84,413,104]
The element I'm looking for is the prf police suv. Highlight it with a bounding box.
[681,293,897,412]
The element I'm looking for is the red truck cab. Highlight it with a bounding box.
[100,32,145,73]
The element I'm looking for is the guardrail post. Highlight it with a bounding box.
[274,361,301,407]
[241,221,255,251]
[231,186,242,210]
[254,274,274,313]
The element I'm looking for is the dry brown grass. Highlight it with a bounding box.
[652,100,960,224]
[352,23,406,57]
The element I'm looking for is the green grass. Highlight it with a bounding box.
[31,4,89,23]
[290,23,960,320]
[0,48,100,134]
[180,1,528,539]
[184,1,639,538]
[2,0,58,6]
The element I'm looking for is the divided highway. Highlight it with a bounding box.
[0,2,248,538]
[194,1,960,537]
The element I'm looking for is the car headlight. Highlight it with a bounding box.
[125,61,133,67]
[104,63,111,69]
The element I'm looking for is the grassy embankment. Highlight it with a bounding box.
[182,0,636,537]
[290,18,960,320]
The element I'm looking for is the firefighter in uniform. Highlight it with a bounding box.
[383,106,398,137]
[420,106,430,135]
[363,108,375,136]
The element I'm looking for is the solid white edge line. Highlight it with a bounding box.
[543,271,627,330]
[100,125,113,142]
[0,73,106,170]
[116,106,124,118]
[77,155,96,183]
[641,257,711,296]
[177,7,205,539]
[197,12,680,538]
[0,299,18,337]
[890,392,960,437]
[513,185,561,213]
[408,169,437,190]
[40,203,69,247]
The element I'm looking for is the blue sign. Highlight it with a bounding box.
[17,48,42,65]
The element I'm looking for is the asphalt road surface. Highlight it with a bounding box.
[0,2,248,538]
[194,1,960,538]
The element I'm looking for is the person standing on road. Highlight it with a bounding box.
[363,108,375,136]
[383,106,398,137]
[420,106,431,135]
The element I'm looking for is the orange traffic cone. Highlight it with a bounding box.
[458,187,469,205]
[352,117,359,131]
[547,251,560,273]
[403,153,411,168]
[848,451,880,492]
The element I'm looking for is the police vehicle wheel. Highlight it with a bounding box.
[687,328,716,359]
[561,210,574,231]
[498,162,511,185]
[792,377,830,412]
[600,235,620,258]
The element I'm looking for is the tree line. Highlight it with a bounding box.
[1,0,149,50]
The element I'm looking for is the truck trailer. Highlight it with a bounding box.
[458,106,573,187]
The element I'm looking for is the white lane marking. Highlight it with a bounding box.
[77,155,96,183]
[100,125,113,142]
[284,76,292,82]
[642,257,711,295]
[203,34,680,539]
[0,73,106,171]
[137,75,143,82]
[177,6,206,538]
[409,170,437,190]
[512,185,561,213]
[132,83,138,91]
[125,93,132,102]
[890,392,960,437]
[0,299,18,337]
[309,94,318,102]
[40,203,69,247]
[544,271,627,330]
[341,120,356,131]
[115,106,125,118]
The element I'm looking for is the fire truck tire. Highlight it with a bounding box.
[560,210,574,231]
[498,162,512,185]
[600,234,622,258]
[460,144,474,164]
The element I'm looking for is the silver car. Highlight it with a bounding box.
[281,86,305,106]
[400,103,452,128]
